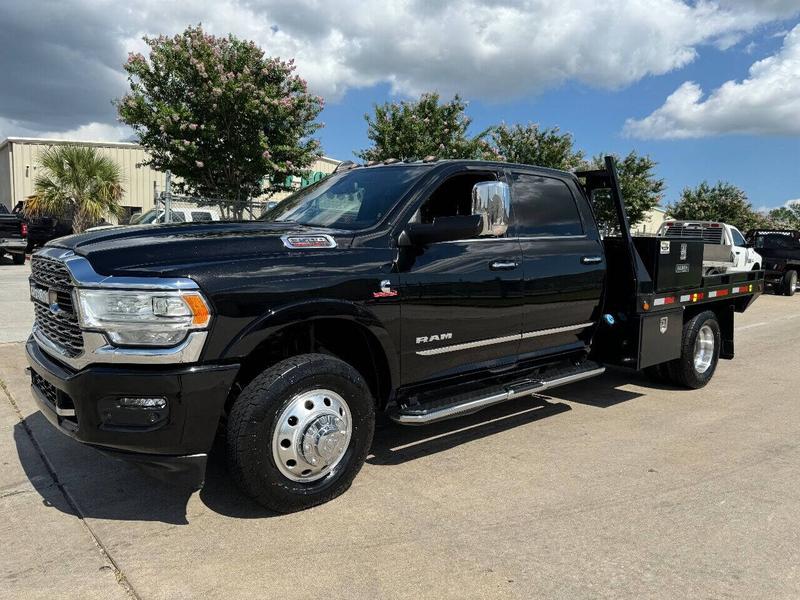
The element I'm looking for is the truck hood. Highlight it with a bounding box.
[47,221,352,277]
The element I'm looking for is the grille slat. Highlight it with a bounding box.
[663,225,724,244]
[30,255,84,357]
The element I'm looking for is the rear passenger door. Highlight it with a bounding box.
[508,171,605,359]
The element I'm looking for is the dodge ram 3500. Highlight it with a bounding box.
[26,157,763,512]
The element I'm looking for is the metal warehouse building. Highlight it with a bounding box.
[0,137,340,218]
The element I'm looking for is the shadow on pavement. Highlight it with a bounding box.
[14,371,653,523]
[368,395,571,466]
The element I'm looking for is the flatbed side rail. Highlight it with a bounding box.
[636,269,764,314]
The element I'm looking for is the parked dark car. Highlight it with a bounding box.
[0,204,27,264]
[746,229,800,296]
[26,157,763,512]
[13,202,72,252]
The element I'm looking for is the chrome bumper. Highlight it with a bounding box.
[0,238,26,250]
[32,327,208,370]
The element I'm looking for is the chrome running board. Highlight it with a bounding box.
[391,365,605,425]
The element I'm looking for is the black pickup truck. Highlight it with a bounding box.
[0,204,28,264]
[26,157,763,512]
[746,229,799,296]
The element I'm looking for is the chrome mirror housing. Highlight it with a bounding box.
[472,181,510,237]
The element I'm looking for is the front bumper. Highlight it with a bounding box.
[26,335,239,488]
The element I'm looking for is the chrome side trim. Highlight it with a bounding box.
[392,367,606,424]
[33,328,208,370]
[520,322,595,340]
[416,322,594,356]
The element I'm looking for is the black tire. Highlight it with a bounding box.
[227,353,375,513]
[665,311,721,389]
[11,252,25,265]
[782,270,797,297]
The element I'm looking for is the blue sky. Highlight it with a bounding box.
[319,23,799,210]
[1,1,798,210]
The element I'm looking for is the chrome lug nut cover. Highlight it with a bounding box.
[272,389,352,482]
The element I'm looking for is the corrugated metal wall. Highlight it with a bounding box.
[1,139,341,213]
[0,145,11,210]
[4,140,167,212]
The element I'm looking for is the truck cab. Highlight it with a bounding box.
[25,158,762,512]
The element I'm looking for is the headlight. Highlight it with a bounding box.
[75,289,211,346]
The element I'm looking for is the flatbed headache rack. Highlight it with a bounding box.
[577,157,763,371]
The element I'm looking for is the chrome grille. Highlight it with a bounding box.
[30,255,84,357]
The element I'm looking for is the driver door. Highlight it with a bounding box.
[396,169,524,386]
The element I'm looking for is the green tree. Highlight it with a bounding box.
[25,145,123,233]
[668,181,762,231]
[118,24,323,218]
[488,122,584,170]
[358,93,487,161]
[587,151,665,231]
[766,204,800,229]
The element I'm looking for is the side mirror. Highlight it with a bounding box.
[401,215,482,246]
[472,180,510,237]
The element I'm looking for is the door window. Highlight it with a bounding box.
[413,171,498,229]
[730,228,747,247]
[509,174,583,237]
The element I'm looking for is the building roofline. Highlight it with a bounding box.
[0,137,342,165]
[0,136,141,151]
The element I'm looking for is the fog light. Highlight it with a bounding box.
[98,396,169,429]
[118,397,167,409]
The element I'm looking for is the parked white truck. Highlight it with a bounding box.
[657,221,762,274]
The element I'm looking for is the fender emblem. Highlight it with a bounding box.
[659,316,669,334]
[372,279,398,298]
[416,333,453,344]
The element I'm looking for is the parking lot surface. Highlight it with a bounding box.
[1,265,798,599]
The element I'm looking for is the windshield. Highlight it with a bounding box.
[130,208,158,225]
[261,166,429,230]
[753,234,797,250]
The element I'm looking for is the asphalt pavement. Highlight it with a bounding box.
[1,265,798,599]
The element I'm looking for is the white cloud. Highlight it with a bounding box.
[624,25,800,138]
[1,0,799,140]
[39,122,133,142]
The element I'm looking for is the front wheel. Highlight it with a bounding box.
[665,311,721,389]
[782,270,797,297]
[227,354,375,513]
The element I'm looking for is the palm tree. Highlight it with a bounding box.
[25,145,124,233]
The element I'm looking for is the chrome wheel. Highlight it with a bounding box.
[272,389,352,483]
[693,324,715,374]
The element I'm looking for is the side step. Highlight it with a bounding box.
[390,362,605,425]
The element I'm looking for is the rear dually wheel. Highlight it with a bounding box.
[665,311,721,389]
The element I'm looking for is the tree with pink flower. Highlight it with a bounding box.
[117,24,323,218]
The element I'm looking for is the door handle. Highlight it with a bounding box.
[490,260,519,271]
[581,256,603,265]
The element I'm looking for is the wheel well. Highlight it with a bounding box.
[228,318,392,413]
[683,303,734,360]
